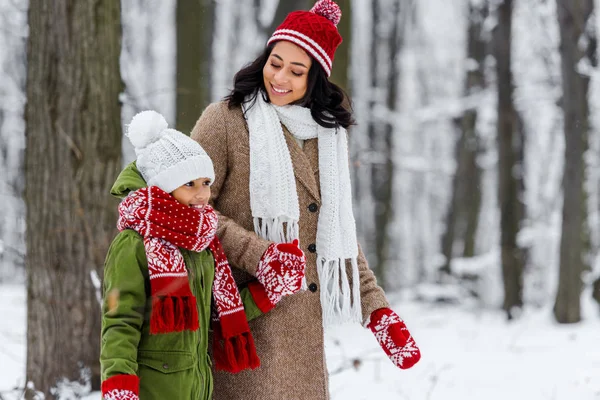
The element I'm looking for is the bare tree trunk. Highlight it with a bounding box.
[349,0,375,269]
[368,0,404,287]
[440,0,487,275]
[176,0,214,134]
[593,276,600,310]
[554,0,596,323]
[494,0,526,320]
[329,0,350,93]
[25,1,123,396]
[267,0,310,34]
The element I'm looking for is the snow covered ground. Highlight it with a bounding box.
[1,284,598,400]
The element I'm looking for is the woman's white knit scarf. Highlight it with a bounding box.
[243,95,361,327]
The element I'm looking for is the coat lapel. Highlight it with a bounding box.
[302,138,320,176]
[283,129,321,202]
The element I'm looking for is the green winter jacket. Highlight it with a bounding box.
[100,162,262,400]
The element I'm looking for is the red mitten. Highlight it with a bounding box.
[248,239,306,312]
[101,375,139,400]
[367,308,421,370]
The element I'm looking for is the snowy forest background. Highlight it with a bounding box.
[1,0,600,399]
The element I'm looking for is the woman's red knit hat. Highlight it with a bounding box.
[267,0,342,77]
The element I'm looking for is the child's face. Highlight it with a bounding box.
[170,178,211,211]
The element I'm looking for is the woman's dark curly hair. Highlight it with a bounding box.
[225,44,355,129]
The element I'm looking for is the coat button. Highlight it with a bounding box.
[162,363,169,370]
[308,283,318,292]
[308,243,316,253]
[308,203,318,212]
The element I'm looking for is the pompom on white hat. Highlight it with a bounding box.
[126,110,215,193]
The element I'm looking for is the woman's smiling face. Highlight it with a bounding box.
[263,41,312,106]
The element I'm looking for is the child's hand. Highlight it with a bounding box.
[101,375,140,400]
[249,239,306,311]
[367,307,421,370]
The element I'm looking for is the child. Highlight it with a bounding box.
[100,111,306,400]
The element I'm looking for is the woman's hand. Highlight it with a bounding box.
[367,308,421,370]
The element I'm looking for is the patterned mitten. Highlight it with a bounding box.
[101,375,139,400]
[367,308,421,370]
[248,239,306,312]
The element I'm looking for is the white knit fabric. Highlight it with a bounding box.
[243,95,361,327]
[126,111,215,193]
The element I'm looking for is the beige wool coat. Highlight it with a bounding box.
[191,101,390,400]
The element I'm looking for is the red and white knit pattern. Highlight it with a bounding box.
[211,241,244,317]
[368,308,421,370]
[103,389,139,400]
[268,29,333,76]
[117,186,260,371]
[256,243,306,306]
[310,0,342,26]
[101,375,139,400]
[119,187,217,333]
[266,0,343,76]
[118,187,217,285]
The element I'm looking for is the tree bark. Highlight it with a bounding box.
[554,0,595,323]
[267,0,310,34]
[494,0,526,319]
[440,0,487,275]
[593,276,600,309]
[176,0,214,134]
[368,0,404,287]
[25,1,122,396]
[329,0,350,93]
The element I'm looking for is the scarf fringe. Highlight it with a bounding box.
[245,96,362,326]
[253,216,299,244]
[150,295,199,335]
[213,326,260,373]
[317,257,362,328]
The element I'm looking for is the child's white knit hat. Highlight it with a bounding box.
[126,110,214,193]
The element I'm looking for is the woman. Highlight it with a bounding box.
[191,1,421,398]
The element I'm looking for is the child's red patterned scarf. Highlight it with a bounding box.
[117,186,259,373]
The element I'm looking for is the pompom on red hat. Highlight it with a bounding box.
[267,0,343,77]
